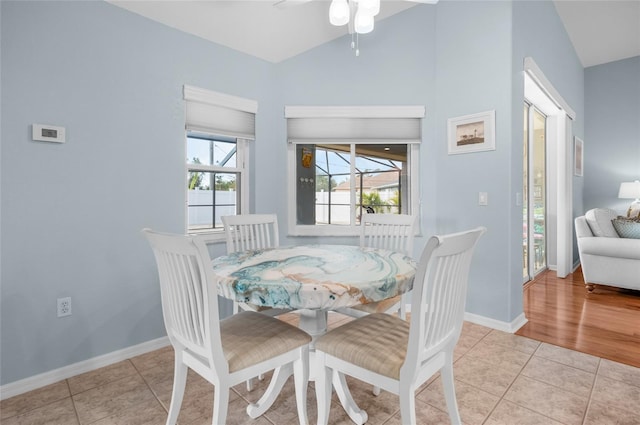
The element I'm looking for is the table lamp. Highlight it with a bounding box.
[618,180,640,218]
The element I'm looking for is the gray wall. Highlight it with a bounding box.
[1,0,585,386]
[0,0,274,385]
[584,56,640,214]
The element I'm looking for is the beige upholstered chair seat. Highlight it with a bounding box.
[222,311,311,373]
[315,313,409,380]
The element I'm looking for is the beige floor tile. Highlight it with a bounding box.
[137,361,177,407]
[383,398,453,425]
[452,338,483,365]
[213,412,274,425]
[0,380,70,420]
[170,372,243,425]
[453,333,483,360]
[597,358,640,389]
[534,343,600,373]
[8,319,640,425]
[481,330,541,355]
[417,377,499,425]
[591,375,640,415]
[1,397,79,425]
[463,340,532,375]
[67,360,138,395]
[186,393,253,425]
[72,374,157,424]
[484,400,564,425]
[503,375,588,425]
[232,370,276,402]
[129,345,174,372]
[336,376,399,425]
[276,312,300,327]
[317,399,365,425]
[327,312,354,330]
[583,400,640,425]
[450,356,520,397]
[89,398,167,425]
[254,376,314,425]
[460,321,493,340]
[521,356,596,398]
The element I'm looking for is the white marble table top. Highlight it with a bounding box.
[211,244,416,310]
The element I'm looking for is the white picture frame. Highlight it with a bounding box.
[574,137,584,177]
[447,110,496,155]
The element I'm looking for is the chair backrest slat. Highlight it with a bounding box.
[142,229,226,371]
[360,214,416,256]
[222,214,279,254]
[402,227,485,378]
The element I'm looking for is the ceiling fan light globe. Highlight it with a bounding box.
[329,0,350,26]
[355,9,374,34]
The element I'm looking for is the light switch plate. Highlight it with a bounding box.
[33,124,65,143]
[479,192,488,206]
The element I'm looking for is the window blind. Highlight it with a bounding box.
[285,106,425,144]
[184,85,258,140]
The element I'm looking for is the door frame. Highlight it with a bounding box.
[524,57,575,278]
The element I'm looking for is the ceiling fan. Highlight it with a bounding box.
[274,0,438,34]
[274,0,438,55]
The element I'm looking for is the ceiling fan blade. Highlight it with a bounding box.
[273,0,315,9]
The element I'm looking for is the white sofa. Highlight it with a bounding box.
[575,208,640,292]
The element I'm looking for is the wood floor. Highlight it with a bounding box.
[517,267,640,368]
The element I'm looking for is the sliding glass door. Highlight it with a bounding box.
[523,102,547,281]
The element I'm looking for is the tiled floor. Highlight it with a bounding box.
[2,312,639,425]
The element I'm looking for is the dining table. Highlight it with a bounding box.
[211,244,417,423]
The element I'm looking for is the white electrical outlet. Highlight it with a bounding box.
[57,297,72,317]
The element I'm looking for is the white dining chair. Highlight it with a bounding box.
[142,228,311,425]
[222,213,279,256]
[338,213,417,321]
[315,227,486,425]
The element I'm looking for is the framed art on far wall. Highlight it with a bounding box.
[574,137,584,176]
[447,110,496,155]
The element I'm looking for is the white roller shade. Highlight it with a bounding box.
[285,106,425,144]
[184,85,257,140]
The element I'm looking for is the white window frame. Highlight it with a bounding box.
[183,85,256,240]
[285,106,424,237]
[185,134,250,239]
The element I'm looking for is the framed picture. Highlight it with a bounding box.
[447,110,496,155]
[574,137,584,176]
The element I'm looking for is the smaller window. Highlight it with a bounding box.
[186,132,247,234]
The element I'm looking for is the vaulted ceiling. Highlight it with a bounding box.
[109,0,640,66]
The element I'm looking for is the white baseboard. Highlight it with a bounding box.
[573,261,581,273]
[0,337,170,400]
[405,305,528,333]
[464,311,528,333]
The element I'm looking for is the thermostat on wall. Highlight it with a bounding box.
[32,124,65,143]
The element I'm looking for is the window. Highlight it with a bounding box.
[183,85,256,236]
[286,106,424,236]
[186,132,247,233]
